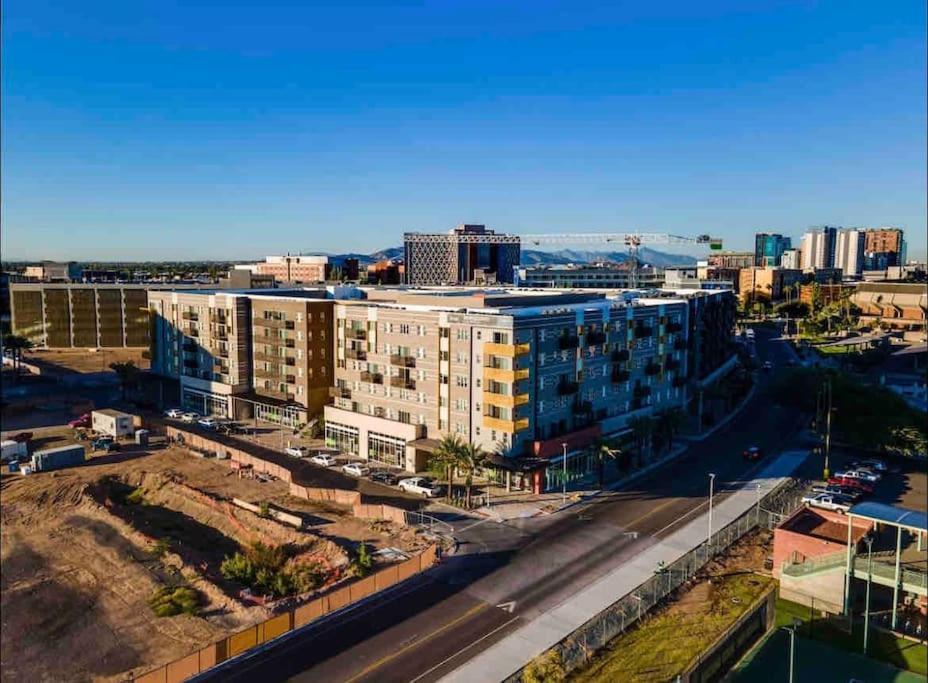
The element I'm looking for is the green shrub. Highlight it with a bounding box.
[150,538,170,559]
[148,586,200,617]
[351,543,373,578]
[125,487,146,505]
[523,650,564,683]
[258,501,271,518]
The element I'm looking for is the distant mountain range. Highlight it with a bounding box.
[329,245,695,268]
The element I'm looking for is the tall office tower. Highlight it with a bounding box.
[834,229,866,278]
[864,227,905,269]
[780,248,802,269]
[404,224,521,285]
[800,226,838,270]
[753,233,792,267]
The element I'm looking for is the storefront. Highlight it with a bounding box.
[368,431,406,468]
[325,422,360,455]
[182,388,230,417]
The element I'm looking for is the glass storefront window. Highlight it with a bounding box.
[326,423,359,455]
[367,431,405,467]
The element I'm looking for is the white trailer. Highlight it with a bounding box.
[1,440,28,463]
[91,409,136,438]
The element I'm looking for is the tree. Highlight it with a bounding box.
[431,434,465,500]
[3,334,33,383]
[655,408,687,452]
[110,360,140,401]
[591,437,619,489]
[628,415,655,467]
[458,441,487,508]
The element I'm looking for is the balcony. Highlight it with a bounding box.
[264,337,296,348]
[645,362,661,376]
[484,341,531,357]
[346,327,367,340]
[558,335,580,350]
[255,318,295,330]
[634,326,654,339]
[612,348,630,362]
[390,376,416,390]
[360,370,384,384]
[586,331,606,345]
[214,330,228,341]
[612,368,630,383]
[284,374,296,384]
[484,366,530,383]
[634,385,652,398]
[330,386,352,399]
[254,368,282,381]
[483,390,529,409]
[482,415,530,434]
[217,348,229,359]
[260,388,295,402]
[254,351,287,363]
[346,348,367,361]
[557,380,579,396]
[390,354,416,368]
[674,338,688,351]
[182,311,199,321]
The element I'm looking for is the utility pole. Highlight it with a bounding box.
[824,378,832,479]
[783,622,798,683]
[707,473,716,551]
[863,536,874,655]
[562,442,568,507]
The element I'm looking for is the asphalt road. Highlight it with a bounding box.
[198,328,810,683]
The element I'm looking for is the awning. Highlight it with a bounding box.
[408,438,443,453]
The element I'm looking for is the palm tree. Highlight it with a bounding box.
[2,334,33,383]
[628,415,655,467]
[431,434,464,501]
[459,441,487,508]
[656,408,686,453]
[109,360,140,401]
[591,437,619,489]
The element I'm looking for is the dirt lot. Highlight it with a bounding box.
[24,347,150,375]
[0,432,426,683]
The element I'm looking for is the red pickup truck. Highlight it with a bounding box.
[68,413,92,429]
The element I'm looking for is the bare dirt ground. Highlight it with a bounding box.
[24,347,150,375]
[0,438,424,683]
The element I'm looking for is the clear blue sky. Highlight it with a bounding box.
[3,0,926,261]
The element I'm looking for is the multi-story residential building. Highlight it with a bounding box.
[754,233,792,267]
[780,248,802,270]
[22,261,83,282]
[404,224,521,285]
[800,226,838,270]
[148,289,334,425]
[235,255,329,284]
[834,229,866,278]
[864,227,905,268]
[10,283,152,347]
[738,267,804,304]
[515,262,663,289]
[708,251,755,269]
[324,288,690,487]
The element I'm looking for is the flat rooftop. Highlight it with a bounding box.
[781,507,870,544]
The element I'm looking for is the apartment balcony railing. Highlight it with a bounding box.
[213,330,228,341]
[557,380,579,396]
[253,351,290,363]
[586,331,606,345]
[259,388,295,402]
[611,368,630,383]
[346,348,367,361]
[612,348,630,362]
[558,335,580,350]
[482,415,530,434]
[634,325,654,339]
[390,354,416,368]
[645,362,661,376]
[389,376,416,390]
[217,348,229,359]
[484,342,531,357]
[284,374,296,384]
[254,318,295,330]
[484,366,530,384]
[360,371,384,384]
[254,368,283,381]
[483,390,530,409]
[345,327,367,340]
[330,386,352,399]
[182,311,199,321]
[263,337,296,348]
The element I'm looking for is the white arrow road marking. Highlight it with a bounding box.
[496,600,517,613]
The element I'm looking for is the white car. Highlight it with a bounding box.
[853,459,888,473]
[285,446,309,458]
[836,469,880,483]
[164,407,184,418]
[198,417,219,429]
[181,412,200,423]
[802,493,851,513]
[398,477,442,497]
[342,463,370,477]
[310,453,337,467]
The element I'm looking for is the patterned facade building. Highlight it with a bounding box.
[404,224,521,285]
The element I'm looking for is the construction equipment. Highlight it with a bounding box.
[519,232,722,288]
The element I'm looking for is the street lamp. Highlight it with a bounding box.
[782,619,801,683]
[707,473,716,550]
[562,442,568,506]
[863,535,874,655]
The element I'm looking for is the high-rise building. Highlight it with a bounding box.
[800,226,838,270]
[22,262,83,283]
[404,224,521,285]
[754,233,792,267]
[780,249,802,270]
[708,251,755,269]
[864,227,905,269]
[834,229,866,278]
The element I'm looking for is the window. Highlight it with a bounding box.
[455,375,469,388]
[399,324,411,334]
[492,331,509,344]
[455,352,468,364]
[456,329,469,341]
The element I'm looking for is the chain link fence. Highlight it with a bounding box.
[509,477,810,681]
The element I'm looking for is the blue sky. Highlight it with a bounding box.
[3,0,926,261]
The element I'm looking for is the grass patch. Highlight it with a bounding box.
[775,598,927,676]
[570,573,774,682]
[148,585,200,617]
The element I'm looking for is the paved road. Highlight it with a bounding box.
[199,328,810,683]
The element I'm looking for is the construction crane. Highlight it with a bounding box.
[519,232,722,288]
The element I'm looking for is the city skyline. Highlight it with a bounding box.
[3,1,926,261]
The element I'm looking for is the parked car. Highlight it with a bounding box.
[828,476,874,494]
[181,412,200,423]
[743,446,763,462]
[198,417,219,429]
[310,453,337,467]
[91,437,119,453]
[812,484,862,501]
[850,459,888,473]
[164,408,184,418]
[68,413,92,428]
[285,446,309,458]
[217,421,244,435]
[802,493,851,513]
[342,463,370,477]
[398,477,442,497]
[835,469,880,483]
[370,470,399,486]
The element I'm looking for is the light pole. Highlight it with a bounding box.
[707,473,716,550]
[863,535,874,655]
[562,442,568,506]
[755,483,762,523]
[783,621,800,683]
[823,378,833,479]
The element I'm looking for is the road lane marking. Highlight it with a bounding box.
[408,614,522,683]
[496,600,517,613]
[342,602,489,683]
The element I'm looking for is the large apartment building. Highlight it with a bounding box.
[404,224,521,285]
[515,262,663,289]
[324,289,690,480]
[10,283,151,347]
[234,255,329,284]
[148,289,334,425]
